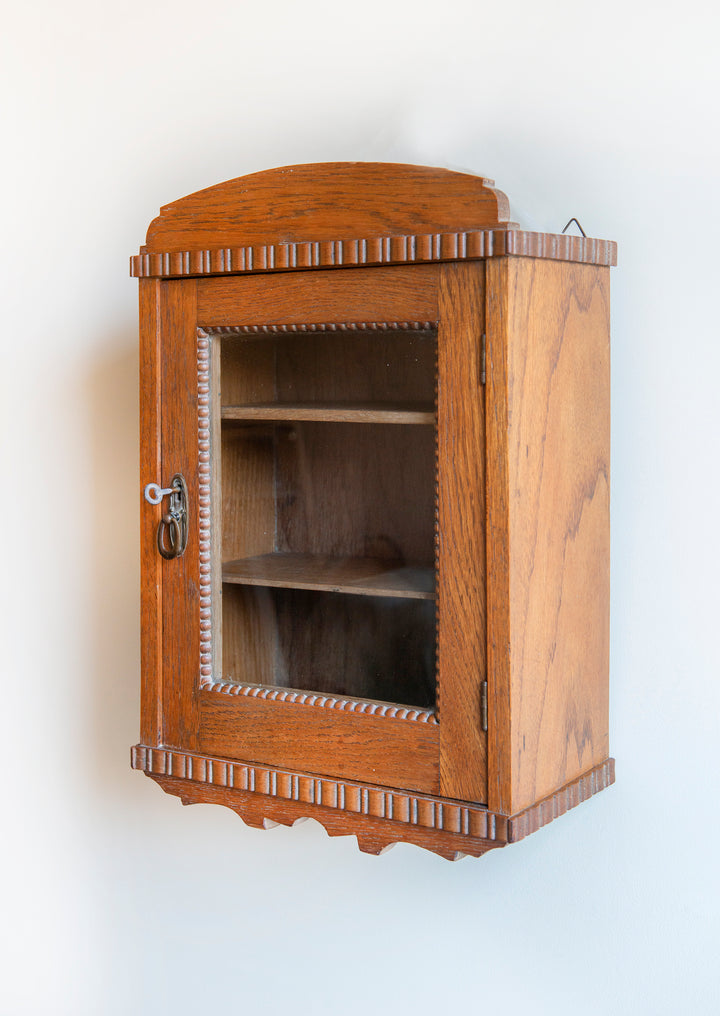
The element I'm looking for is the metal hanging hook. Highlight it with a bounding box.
[561,217,587,238]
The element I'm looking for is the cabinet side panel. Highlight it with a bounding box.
[485,259,513,814]
[160,280,201,750]
[139,279,163,745]
[506,259,610,814]
[437,262,487,803]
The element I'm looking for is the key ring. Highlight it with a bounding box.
[144,474,189,559]
[157,512,182,559]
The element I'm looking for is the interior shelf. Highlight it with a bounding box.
[221,402,435,425]
[222,553,435,600]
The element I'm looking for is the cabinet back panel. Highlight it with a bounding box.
[220,422,435,563]
[221,586,435,707]
[219,330,436,407]
[276,331,435,405]
[275,589,435,706]
[275,422,434,563]
[220,336,276,405]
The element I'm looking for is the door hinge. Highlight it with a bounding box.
[480,333,486,385]
[481,680,488,732]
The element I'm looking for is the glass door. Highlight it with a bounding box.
[154,263,486,800]
[214,324,437,709]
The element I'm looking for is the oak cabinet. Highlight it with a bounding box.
[131,163,615,859]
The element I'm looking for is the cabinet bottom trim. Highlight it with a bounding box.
[152,776,502,860]
[507,758,616,843]
[131,744,501,859]
[131,746,614,860]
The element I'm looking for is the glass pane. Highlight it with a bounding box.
[212,326,437,709]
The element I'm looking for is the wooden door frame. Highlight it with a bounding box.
[140,263,489,803]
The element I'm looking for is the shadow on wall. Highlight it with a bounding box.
[85,334,141,800]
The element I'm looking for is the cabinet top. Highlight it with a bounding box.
[131,162,616,278]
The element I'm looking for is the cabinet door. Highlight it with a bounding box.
[140,263,486,801]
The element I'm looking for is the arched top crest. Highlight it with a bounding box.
[131,162,616,277]
[142,162,513,252]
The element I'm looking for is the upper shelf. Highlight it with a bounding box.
[222,553,435,600]
[221,402,435,425]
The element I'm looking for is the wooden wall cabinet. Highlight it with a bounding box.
[131,163,615,859]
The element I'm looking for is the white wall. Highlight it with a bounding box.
[2,1,718,1012]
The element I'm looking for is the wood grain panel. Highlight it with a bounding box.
[221,581,435,707]
[217,327,276,689]
[275,421,435,565]
[218,327,436,420]
[273,588,435,707]
[160,280,201,750]
[272,327,436,405]
[139,279,163,746]
[198,691,440,793]
[489,258,611,815]
[143,162,512,251]
[196,265,439,326]
[221,584,276,688]
[219,331,275,405]
[485,258,513,814]
[437,262,487,802]
[220,424,275,562]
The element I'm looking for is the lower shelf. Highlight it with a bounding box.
[131,746,615,861]
[222,553,435,600]
[222,574,437,708]
[221,401,435,424]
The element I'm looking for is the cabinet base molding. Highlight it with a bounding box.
[506,759,616,843]
[131,746,614,860]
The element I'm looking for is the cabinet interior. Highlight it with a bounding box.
[213,327,438,708]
